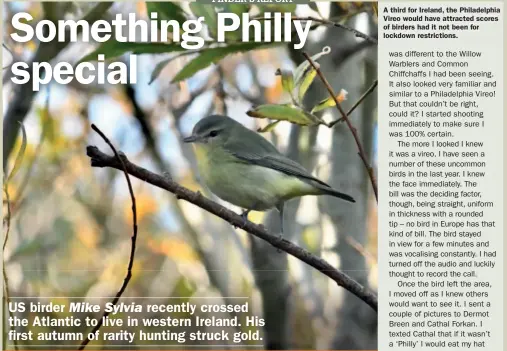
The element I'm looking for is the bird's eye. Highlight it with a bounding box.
[209,130,218,137]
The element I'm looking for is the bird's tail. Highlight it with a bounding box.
[316,184,356,203]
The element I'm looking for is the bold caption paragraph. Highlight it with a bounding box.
[7,298,265,346]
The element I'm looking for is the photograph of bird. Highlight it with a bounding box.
[184,114,356,236]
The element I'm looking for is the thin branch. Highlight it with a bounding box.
[2,187,11,252]
[229,59,265,107]
[3,268,17,350]
[2,183,17,351]
[332,38,376,68]
[329,79,378,127]
[3,120,27,250]
[86,145,378,312]
[292,16,378,44]
[215,65,228,115]
[345,235,377,266]
[2,154,15,351]
[78,124,138,350]
[172,79,218,117]
[253,13,377,44]
[124,77,165,168]
[302,52,378,202]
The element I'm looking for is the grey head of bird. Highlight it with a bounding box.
[183,114,240,145]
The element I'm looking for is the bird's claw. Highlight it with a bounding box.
[240,210,250,227]
[234,210,250,229]
[277,233,283,253]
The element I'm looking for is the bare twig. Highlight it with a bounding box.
[345,235,377,266]
[171,83,218,122]
[3,121,27,250]
[292,16,378,45]
[3,269,17,350]
[124,76,165,168]
[2,187,11,252]
[332,39,376,68]
[78,124,138,349]
[2,145,15,351]
[329,79,378,127]
[86,145,378,312]
[302,52,378,202]
[229,58,265,106]
[2,184,17,351]
[2,124,28,351]
[253,13,377,44]
[215,65,227,115]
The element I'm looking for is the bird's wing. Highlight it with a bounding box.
[224,134,331,188]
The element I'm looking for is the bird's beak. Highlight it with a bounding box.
[183,135,199,143]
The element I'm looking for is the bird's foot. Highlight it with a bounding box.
[277,233,283,253]
[234,209,250,229]
[241,210,250,227]
[162,171,172,180]
[276,203,285,253]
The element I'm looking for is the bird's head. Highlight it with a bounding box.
[183,114,237,146]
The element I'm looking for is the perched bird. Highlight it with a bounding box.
[183,115,355,236]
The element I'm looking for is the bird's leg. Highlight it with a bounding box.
[240,209,251,227]
[275,202,285,253]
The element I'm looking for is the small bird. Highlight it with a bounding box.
[183,115,355,236]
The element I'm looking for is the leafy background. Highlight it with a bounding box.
[3,1,378,350]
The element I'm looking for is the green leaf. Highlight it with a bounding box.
[7,122,27,183]
[172,276,196,299]
[146,2,186,24]
[171,42,277,83]
[311,96,336,114]
[257,120,281,133]
[275,69,294,95]
[246,104,323,126]
[308,2,323,17]
[189,3,218,38]
[311,90,347,113]
[78,42,186,63]
[36,105,55,143]
[149,56,176,85]
[297,66,317,102]
[372,2,378,20]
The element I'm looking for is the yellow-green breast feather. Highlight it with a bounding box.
[192,143,317,211]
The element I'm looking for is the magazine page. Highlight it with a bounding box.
[0,1,503,351]
[378,2,503,350]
